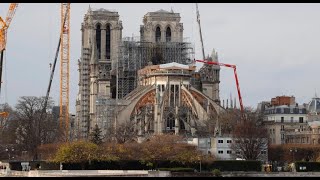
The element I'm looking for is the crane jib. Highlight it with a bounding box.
[195,59,245,117]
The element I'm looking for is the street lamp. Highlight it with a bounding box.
[290,148,297,162]
[5,147,14,160]
[197,157,202,173]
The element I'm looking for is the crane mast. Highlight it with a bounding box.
[0,3,18,120]
[0,3,18,51]
[0,3,18,100]
[196,3,206,60]
[60,3,70,141]
[40,3,69,138]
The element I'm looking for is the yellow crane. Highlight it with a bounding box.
[60,3,70,141]
[41,3,71,142]
[0,4,71,139]
[0,3,18,119]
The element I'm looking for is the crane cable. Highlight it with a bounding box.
[191,3,196,66]
[4,48,7,105]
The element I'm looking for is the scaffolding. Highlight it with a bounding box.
[79,37,196,140]
[79,47,91,139]
[95,95,115,137]
[190,72,202,91]
[115,38,195,99]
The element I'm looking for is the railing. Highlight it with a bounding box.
[286,131,314,135]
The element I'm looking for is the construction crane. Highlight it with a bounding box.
[33,4,70,159]
[60,3,70,141]
[39,3,70,143]
[195,59,245,117]
[0,3,18,119]
[196,3,205,60]
[194,4,245,119]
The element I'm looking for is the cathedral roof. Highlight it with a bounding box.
[93,8,114,12]
[155,9,171,13]
[144,9,180,19]
[87,7,118,15]
[159,62,190,70]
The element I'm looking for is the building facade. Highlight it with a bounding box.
[211,136,234,160]
[263,104,308,145]
[186,135,268,162]
[271,96,296,106]
[285,95,320,144]
[261,96,309,145]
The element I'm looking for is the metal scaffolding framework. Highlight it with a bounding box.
[95,96,116,136]
[78,47,91,139]
[115,38,195,99]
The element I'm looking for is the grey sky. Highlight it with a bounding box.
[1,3,319,113]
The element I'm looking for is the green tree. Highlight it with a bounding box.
[90,124,103,145]
[212,169,222,177]
[139,134,211,168]
[37,142,64,161]
[52,141,98,169]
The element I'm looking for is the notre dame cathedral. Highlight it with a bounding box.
[75,7,223,141]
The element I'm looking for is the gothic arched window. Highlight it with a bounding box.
[106,24,111,59]
[166,113,175,130]
[166,27,171,42]
[96,23,101,59]
[155,26,161,42]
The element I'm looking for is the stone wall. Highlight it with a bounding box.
[5,170,171,177]
[221,171,320,177]
[6,170,320,177]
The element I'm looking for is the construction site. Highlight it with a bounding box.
[1,4,245,143]
[72,5,246,142]
[5,4,320,176]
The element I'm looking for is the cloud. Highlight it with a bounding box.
[1,3,320,113]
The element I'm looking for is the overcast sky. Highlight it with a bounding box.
[1,3,320,113]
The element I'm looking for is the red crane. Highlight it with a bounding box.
[195,59,244,116]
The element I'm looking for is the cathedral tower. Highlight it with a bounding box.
[77,7,123,138]
[140,9,183,43]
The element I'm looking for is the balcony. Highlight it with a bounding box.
[286,131,314,136]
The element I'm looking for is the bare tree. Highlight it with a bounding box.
[230,112,268,161]
[0,103,13,132]
[114,120,138,144]
[0,103,16,144]
[14,96,57,159]
[218,109,241,135]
